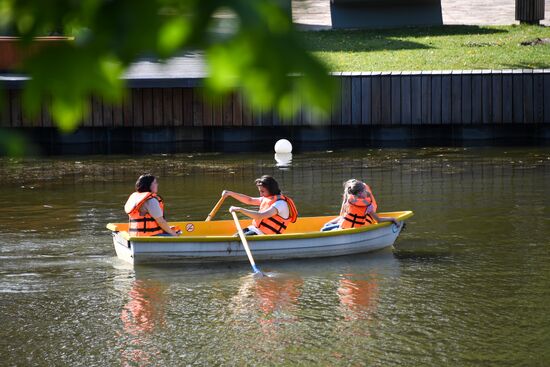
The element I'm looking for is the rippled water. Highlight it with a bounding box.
[1,147,549,366]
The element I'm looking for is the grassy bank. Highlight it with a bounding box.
[303,25,550,71]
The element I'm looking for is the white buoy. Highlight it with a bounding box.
[274,139,292,154]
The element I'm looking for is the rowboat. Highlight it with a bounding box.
[106,211,413,265]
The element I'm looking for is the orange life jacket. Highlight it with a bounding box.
[252,195,298,235]
[341,194,376,229]
[124,192,165,236]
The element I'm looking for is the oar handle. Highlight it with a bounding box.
[205,196,226,221]
[231,211,261,274]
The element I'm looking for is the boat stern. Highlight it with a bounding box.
[110,229,134,265]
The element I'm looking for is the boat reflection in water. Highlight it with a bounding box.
[119,278,167,366]
[231,272,304,335]
[110,249,399,363]
[337,273,379,321]
[230,249,399,332]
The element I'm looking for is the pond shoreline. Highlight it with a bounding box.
[6,124,549,155]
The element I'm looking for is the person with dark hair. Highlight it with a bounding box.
[321,179,398,231]
[124,174,180,236]
[222,175,298,235]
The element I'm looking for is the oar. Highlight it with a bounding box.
[230,211,264,276]
[205,196,226,221]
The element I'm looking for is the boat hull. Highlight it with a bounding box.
[110,213,412,265]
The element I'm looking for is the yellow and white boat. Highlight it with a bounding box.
[107,211,413,265]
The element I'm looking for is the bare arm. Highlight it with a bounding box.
[222,190,261,206]
[153,216,179,236]
[229,205,278,221]
[370,212,399,226]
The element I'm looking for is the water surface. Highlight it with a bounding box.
[1,147,549,366]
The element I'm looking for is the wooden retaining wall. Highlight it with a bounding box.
[1,69,550,129]
[334,70,550,126]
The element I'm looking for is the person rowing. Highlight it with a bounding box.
[223,175,298,236]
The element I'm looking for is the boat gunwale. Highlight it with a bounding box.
[107,211,413,243]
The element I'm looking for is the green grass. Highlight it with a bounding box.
[302,24,550,71]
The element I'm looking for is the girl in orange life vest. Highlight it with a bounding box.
[124,174,180,236]
[321,179,398,231]
[223,175,298,236]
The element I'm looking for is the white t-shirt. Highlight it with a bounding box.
[272,200,290,219]
[252,197,289,219]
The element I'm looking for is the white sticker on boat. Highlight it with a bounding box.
[186,223,195,232]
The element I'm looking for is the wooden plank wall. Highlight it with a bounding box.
[1,70,550,128]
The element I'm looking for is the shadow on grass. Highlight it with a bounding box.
[302,25,508,52]
[503,62,550,69]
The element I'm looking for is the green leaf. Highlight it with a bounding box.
[50,97,87,133]
[0,129,31,156]
[2,0,336,142]
[158,17,191,56]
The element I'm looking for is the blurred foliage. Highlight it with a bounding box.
[0,0,336,135]
[0,128,33,155]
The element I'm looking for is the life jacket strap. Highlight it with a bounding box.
[259,217,287,234]
[129,217,157,223]
[129,226,162,233]
[130,214,163,234]
[344,213,367,228]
